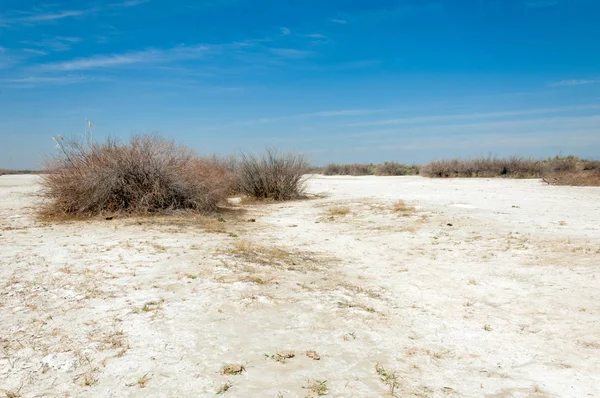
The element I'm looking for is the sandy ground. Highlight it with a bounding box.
[1,175,599,398]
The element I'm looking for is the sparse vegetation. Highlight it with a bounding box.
[228,239,319,271]
[328,206,351,216]
[235,148,310,200]
[40,134,232,218]
[391,200,415,214]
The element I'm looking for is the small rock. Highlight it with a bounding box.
[306,350,321,360]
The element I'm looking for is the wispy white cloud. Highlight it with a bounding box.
[21,37,82,53]
[550,78,600,86]
[307,33,327,39]
[8,9,87,23]
[347,104,600,127]
[118,0,151,6]
[0,1,148,27]
[39,45,211,71]
[330,18,347,24]
[308,109,386,117]
[280,27,291,35]
[525,0,559,8]
[23,48,48,56]
[0,75,88,88]
[268,48,314,59]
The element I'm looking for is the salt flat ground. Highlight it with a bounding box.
[1,175,599,398]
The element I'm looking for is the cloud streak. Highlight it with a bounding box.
[0,1,149,27]
[39,45,211,71]
[347,104,600,127]
[550,78,600,86]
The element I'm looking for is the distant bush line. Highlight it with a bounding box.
[312,162,420,176]
[0,169,42,176]
[313,155,600,186]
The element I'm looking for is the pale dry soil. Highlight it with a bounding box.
[1,175,599,398]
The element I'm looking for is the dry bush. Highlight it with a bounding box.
[322,163,374,176]
[235,148,309,200]
[542,158,600,186]
[420,155,543,178]
[375,162,419,176]
[542,170,600,186]
[40,134,231,217]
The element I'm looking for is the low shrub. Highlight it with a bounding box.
[375,162,419,176]
[235,148,309,200]
[420,156,543,178]
[40,134,231,217]
[322,163,374,176]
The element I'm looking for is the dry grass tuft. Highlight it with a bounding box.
[328,206,351,216]
[39,134,232,218]
[235,148,310,201]
[216,382,233,395]
[303,379,328,396]
[265,350,296,363]
[136,373,152,388]
[391,200,415,214]
[228,240,318,271]
[221,364,246,375]
[375,361,400,396]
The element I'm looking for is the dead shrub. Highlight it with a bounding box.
[40,134,231,217]
[235,148,309,200]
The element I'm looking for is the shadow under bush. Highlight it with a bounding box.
[235,148,309,200]
[40,135,231,217]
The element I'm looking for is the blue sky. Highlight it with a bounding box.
[1,0,599,168]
